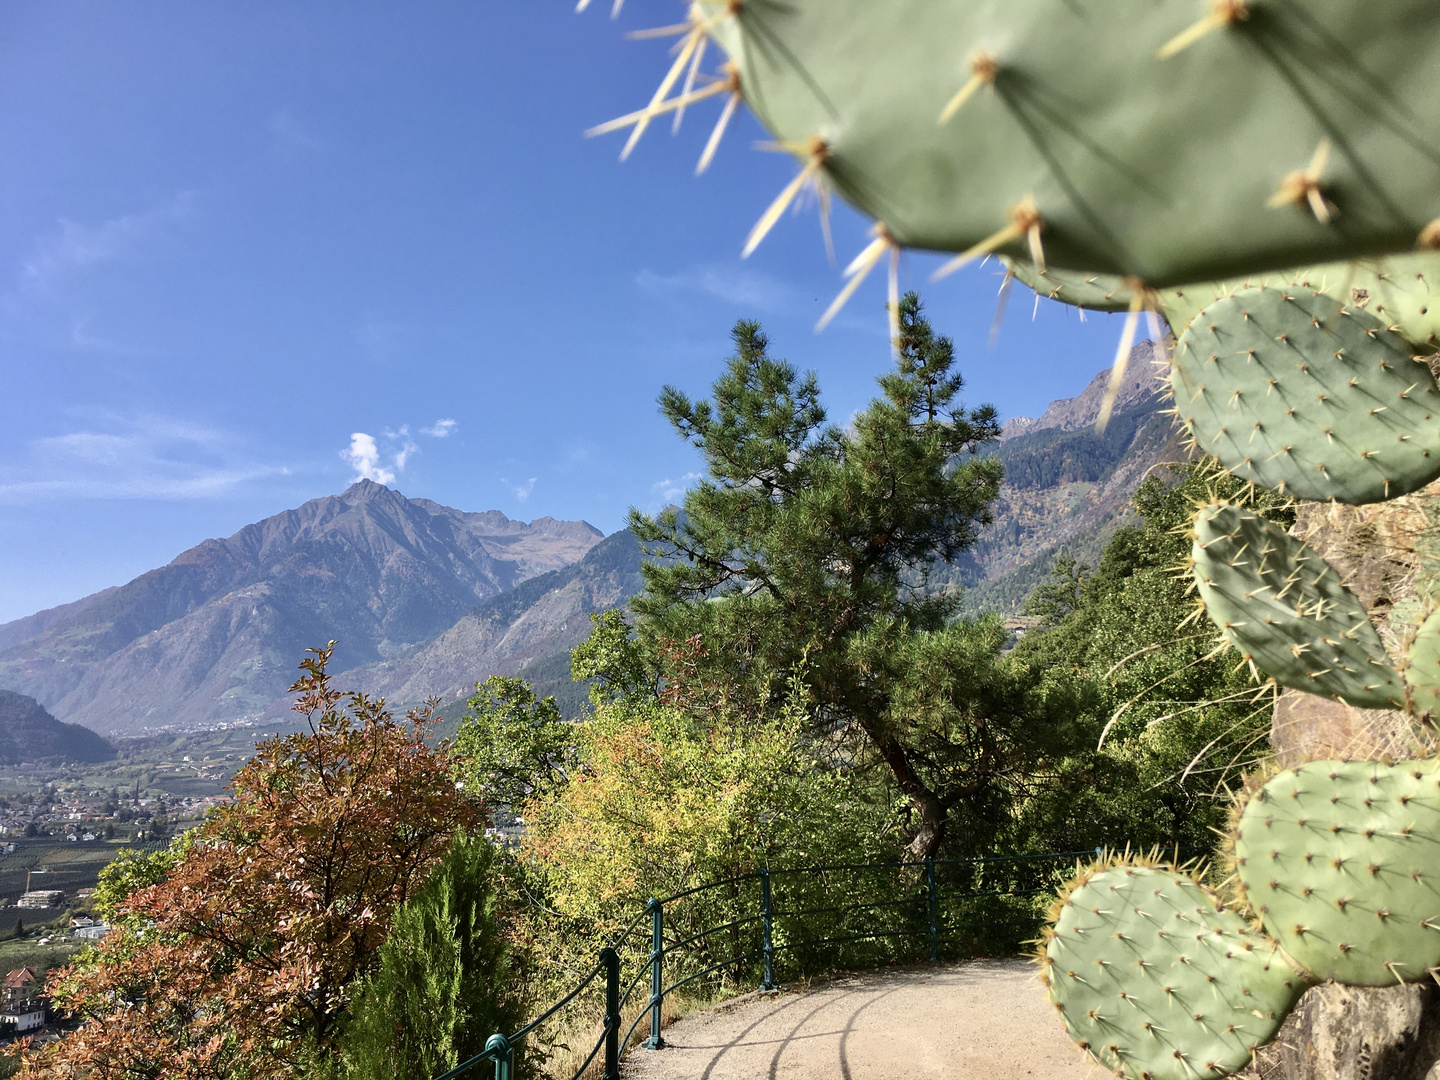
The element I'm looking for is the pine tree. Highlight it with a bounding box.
[629,294,1047,857]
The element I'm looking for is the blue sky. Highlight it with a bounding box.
[0,2,1130,624]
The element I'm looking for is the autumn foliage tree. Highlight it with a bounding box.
[21,646,479,1080]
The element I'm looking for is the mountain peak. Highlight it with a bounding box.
[342,478,397,500]
[0,487,605,734]
[999,340,1167,443]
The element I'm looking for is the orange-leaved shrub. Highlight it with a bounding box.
[20,646,479,1080]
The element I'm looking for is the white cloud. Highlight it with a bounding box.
[503,477,537,502]
[23,193,195,288]
[636,265,792,312]
[341,433,396,485]
[0,413,284,502]
[341,425,429,486]
[421,419,458,439]
[652,472,701,502]
[384,425,419,470]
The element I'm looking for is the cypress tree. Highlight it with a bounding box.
[338,834,523,1079]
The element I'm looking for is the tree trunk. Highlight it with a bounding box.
[904,788,947,860]
[1246,493,1440,1080]
[854,714,949,858]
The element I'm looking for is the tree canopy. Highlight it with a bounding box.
[1007,461,1295,852]
[627,294,1049,856]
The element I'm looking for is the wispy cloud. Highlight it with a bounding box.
[22,193,195,289]
[385,426,419,471]
[652,472,701,502]
[502,477,537,502]
[636,265,793,313]
[68,314,136,354]
[421,419,457,439]
[0,413,285,502]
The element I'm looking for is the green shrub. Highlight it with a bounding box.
[337,833,525,1080]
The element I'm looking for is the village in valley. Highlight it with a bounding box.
[0,724,266,1048]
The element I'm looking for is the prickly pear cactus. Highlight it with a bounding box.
[1159,254,1440,352]
[1190,502,1404,708]
[1405,609,1440,719]
[1000,260,1138,314]
[1003,254,1440,355]
[1233,759,1440,986]
[1171,285,1440,504]
[684,0,1440,284]
[1042,856,1307,1080]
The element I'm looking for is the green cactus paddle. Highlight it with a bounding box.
[682,0,1440,285]
[1190,502,1404,708]
[1234,759,1440,986]
[1171,285,1440,504]
[1044,856,1306,1080]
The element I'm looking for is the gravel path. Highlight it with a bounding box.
[622,959,1096,1080]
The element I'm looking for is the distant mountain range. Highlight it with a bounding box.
[0,481,603,734]
[0,344,1186,736]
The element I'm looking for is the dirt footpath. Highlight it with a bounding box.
[622,959,1096,1080]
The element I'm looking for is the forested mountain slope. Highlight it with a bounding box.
[945,340,1190,613]
[0,690,116,764]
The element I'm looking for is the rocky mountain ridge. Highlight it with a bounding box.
[337,527,646,721]
[952,339,1187,612]
[0,481,602,734]
[999,339,1169,442]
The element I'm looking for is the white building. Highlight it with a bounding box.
[2,968,43,1033]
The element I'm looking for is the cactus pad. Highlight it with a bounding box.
[1405,608,1440,718]
[1172,286,1440,504]
[1234,760,1440,986]
[999,255,1440,353]
[1044,858,1304,1080]
[692,0,1440,285]
[1160,254,1440,350]
[1002,260,1138,314]
[1191,503,1404,708]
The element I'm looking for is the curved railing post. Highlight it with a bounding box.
[642,898,666,1050]
[926,857,939,964]
[601,946,621,1080]
[759,868,778,991]
[485,1033,512,1080]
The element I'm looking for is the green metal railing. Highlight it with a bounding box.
[436,847,1191,1080]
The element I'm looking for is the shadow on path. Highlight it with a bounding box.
[623,959,1092,1080]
